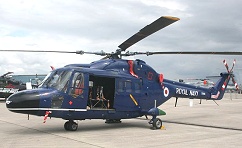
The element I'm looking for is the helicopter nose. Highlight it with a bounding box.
[6,90,40,114]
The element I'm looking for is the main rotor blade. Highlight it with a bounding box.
[118,16,180,51]
[0,49,110,56]
[129,51,242,56]
[0,49,77,54]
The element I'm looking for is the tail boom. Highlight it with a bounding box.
[165,73,231,100]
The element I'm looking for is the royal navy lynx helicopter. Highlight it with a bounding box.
[3,16,241,131]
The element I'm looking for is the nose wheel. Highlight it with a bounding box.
[64,120,78,131]
[149,118,162,129]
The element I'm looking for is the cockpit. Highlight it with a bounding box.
[39,69,85,97]
[37,68,115,110]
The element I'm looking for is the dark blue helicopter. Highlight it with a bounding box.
[3,16,241,131]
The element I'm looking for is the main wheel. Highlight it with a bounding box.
[64,121,70,131]
[64,121,78,131]
[152,118,162,129]
[70,122,78,131]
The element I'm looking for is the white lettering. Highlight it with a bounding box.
[176,88,188,95]
[176,88,198,97]
[0,88,19,93]
[190,90,198,96]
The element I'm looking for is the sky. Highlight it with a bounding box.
[0,0,242,85]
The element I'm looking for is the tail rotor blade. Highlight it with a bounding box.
[230,59,236,72]
[232,77,239,90]
[230,59,238,90]
[223,59,230,72]
[223,59,239,90]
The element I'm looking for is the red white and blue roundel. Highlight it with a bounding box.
[163,87,169,97]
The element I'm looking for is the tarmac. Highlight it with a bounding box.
[0,93,242,148]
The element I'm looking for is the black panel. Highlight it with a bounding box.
[6,91,40,108]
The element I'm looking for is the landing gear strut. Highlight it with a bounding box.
[64,120,78,131]
[149,117,162,129]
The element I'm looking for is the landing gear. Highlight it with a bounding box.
[64,120,78,131]
[149,118,162,129]
[152,118,162,129]
[105,119,122,124]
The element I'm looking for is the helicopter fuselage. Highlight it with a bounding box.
[6,58,230,122]
[6,59,169,119]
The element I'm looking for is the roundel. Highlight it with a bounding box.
[163,87,169,97]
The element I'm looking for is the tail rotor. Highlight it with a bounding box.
[223,59,239,90]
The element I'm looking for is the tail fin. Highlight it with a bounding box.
[209,73,231,100]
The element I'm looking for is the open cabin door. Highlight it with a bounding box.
[88,75,115,109]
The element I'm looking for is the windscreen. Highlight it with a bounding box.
[39,70,72,92]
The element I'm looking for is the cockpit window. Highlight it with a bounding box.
[38,72,51,87]
[69,72,85,98]
[39,70,71,93]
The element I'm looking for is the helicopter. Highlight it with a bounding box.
[0,72,26,100]
[3,16,242,131]
[0,72,47,100]
[179,78,215,88]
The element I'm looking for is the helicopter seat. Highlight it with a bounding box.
[89,97,109,109]
[73,80,84,96]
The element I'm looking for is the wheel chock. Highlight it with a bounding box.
[160,125,166,130]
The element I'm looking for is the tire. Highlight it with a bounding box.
[152,118,162,129]
[64,121,78,131]
[64,121,70,131]
[69,122,78,131]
